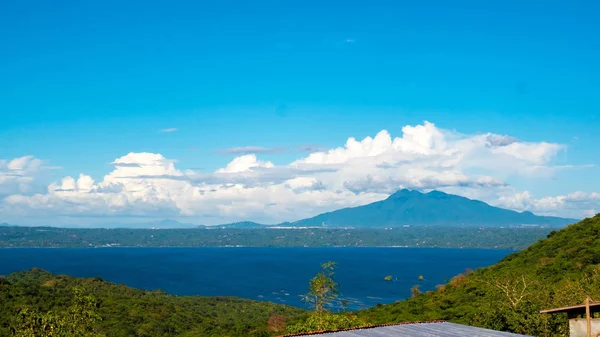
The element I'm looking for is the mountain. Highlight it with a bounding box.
[289,189,577,228]
[200,221,269,229]
[356,213,600,336]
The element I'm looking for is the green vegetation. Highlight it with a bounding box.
[287,262,363,334]
[11,287,104,337]
[4,213,597,336]
[286,313,362,334]
[0,226,553,250]
[384,275,393,281]
[302,262,340,313]
[417,275,424,281]
[353,214,600,336]
[0,269,305,337]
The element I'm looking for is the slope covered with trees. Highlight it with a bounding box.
[355,213,600,336]
[0,225,553,250]
[0,269,305,337]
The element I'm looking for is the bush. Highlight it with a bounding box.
[286,313,363,334]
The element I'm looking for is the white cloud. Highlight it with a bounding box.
[284,177,325,193]
[6,156,42,171]
[1,121,596,224]
[496,191,600,218]
[216,154,274,173]
[160,128,178,133]
[0,156,45,196]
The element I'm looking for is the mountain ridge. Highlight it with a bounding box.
[287,189,576,228]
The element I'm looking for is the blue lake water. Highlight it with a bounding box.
[0,247,511,310]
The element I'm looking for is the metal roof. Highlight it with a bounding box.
[540,301,600,314]
[281,322,531,337]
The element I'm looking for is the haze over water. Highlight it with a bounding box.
[0,247,511,309]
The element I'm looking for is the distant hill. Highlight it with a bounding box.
[89,219,199,229]
[356,213,600,336]
[289,189,577,228]
[199,221,268,229]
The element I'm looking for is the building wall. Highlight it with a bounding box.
[569,318,600,337]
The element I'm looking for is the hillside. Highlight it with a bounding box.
[202,221,268,229]
[355,213,600,336]
[0,226,552,250]
[290,189,576,228]
[0,269,305,337]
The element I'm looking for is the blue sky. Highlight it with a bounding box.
[1,1,599,225]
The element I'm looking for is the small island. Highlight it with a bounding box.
[384,275,393,281]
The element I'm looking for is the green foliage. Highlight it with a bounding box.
[288,262,365,334]
[11,309,58,337]
[303,262,340,313]
[10,287,104,337]
[286,313,363,334]
[0,269,305,337]
[384,275,393,281]
[58,287,104,337]
[356,214,600,337]
[0,226,555,250]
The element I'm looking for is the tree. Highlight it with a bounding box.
[303,261,340,313]
[58,287,104,337]
[288,262,364,334]
[410,285,421,298]
[10,287,104,337]
[10,308,57,337]
[267,314,286,332]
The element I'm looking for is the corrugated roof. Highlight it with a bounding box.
[279,321,531,337]
[540,301,600,314]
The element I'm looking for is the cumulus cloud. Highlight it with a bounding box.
[343,174,506,195]
[4,153,182,218]
[497,191,600,218]
[215,154,274,173]
[0,156,45,196]
[1,121,596,223]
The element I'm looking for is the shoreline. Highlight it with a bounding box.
[0,245,518,251]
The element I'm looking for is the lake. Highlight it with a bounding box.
[0,247,511,310]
